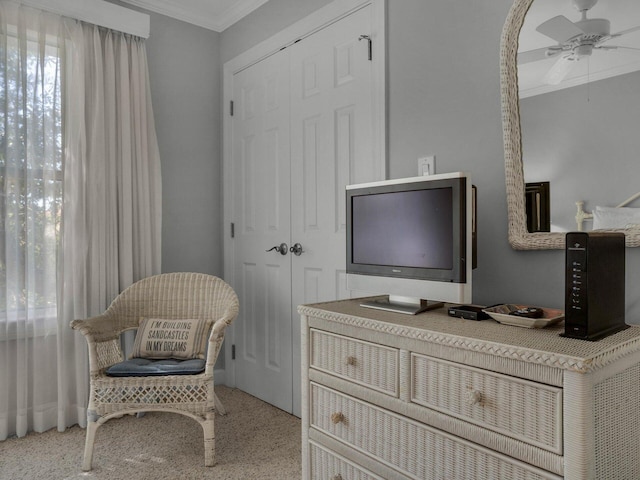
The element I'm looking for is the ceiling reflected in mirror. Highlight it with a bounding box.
[518,0,640,98]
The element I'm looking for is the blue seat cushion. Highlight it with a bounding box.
[105,357,206,377]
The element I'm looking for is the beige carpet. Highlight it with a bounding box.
[0,386,302,479]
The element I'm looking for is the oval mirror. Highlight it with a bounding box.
[501,0,640,249]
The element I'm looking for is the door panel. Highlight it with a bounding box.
[290,5,379,417]
[232,50,293,412]
[230,4,381,417]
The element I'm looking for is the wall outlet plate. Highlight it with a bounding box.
[418,156,436,176]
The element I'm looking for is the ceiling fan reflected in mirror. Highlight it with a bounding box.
[519,0,640,84]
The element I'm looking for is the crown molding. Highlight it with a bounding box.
[17,0,150,37]
[120,0,269,32]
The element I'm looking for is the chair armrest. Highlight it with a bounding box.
[70,314,123,343]
[71,314,136,373]
[210,301,239,341]
[205,300,240,369]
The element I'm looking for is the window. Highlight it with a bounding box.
[1,28,62,333]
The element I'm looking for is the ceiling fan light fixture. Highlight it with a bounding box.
[572,0,598,14]
[574,44,593,57]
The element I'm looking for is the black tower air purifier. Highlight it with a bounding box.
[564,231,627,340]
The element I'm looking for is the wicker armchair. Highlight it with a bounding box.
[70,272,239,471]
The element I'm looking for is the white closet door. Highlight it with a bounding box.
[231,50,293,411]
[289,5,380,417]
[229,3,382,416]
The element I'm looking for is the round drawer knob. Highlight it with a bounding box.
[346,356,357,366]
[331,412,346,424]
[466,389,483,406]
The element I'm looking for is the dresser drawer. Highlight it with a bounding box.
[411,353,563,454]
[311,383,559,480]
[309,440,386,480]
[310,329,399,396]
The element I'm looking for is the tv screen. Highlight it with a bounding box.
[346,172,473,314]
[351,188,453,270]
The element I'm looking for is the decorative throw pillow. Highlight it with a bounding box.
[593,206,640,230]
[130,318,212,360]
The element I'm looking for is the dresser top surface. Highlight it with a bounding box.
[299,298,640,373]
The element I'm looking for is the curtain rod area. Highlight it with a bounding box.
[15,0,150,38]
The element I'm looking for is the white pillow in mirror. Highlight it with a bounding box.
[592,206,640,230]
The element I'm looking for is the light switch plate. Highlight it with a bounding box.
[418,156,436,176]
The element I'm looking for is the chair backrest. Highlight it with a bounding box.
[106,273,238,330]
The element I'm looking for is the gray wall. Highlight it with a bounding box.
[220,0,640,321]
[220,0,333,63]
[521,71,640,231]
[141,10,223,276]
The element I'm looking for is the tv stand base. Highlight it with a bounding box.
[360,296,443,315]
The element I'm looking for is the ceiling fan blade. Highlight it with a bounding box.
[518,47,556,64]
[610,25,640,38]
[597,45,640,52]
[598,26,640,46]
[543,55,578,85]
[537,15,585,43]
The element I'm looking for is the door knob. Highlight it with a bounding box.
[266,243,288,255]
[290,243,304,256]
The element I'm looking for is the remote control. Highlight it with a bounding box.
[509,307,543,318]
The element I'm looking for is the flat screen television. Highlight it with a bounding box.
[346,172,475,314]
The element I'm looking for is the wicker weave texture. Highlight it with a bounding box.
[310,329,399,397]
[91,378,211,414]
[71,272,239,471]
[303,300,640,479]
[594,362,640,479]
[411,354,562,454]
[310,441,385,480]
[311,383,556,480]
[300,299,640,374]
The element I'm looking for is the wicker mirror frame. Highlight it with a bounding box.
[500,0,640,250]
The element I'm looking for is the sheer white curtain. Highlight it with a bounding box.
[0,3,161,440]
[62,18,162,343]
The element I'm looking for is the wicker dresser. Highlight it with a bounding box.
[299,298,640,480]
